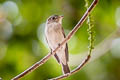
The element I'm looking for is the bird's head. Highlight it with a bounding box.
[47,15,64,24]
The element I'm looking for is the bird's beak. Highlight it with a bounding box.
[58,15,64,24]
[59,15,64,19]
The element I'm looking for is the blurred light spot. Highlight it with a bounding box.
[0,77,2,80]
[37,23,49,49]
[111,38,120,58]
[0,20,13,40]
[32,40,41,56]
[0,42,7,60]
[2,1,19,20]
[13,15,23,26]
[115,7,120,27]
[0,6,7,22]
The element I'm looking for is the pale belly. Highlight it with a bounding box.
[45,25,65,50]
[45,23,67,64]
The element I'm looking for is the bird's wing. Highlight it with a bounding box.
[61,27,69,62]
[54,53,60,63]
[45,34,60,63]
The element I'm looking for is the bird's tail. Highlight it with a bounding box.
[61,63,70,74]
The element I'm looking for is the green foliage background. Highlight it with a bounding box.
[0,0,120,80]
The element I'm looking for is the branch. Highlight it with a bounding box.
[11,0,98,80]
[50,55,91,80]
[69,28,120,66]
[50,0,98,79]
[51,28,120,80]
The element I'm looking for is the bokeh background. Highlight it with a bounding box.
[0,0,120,80]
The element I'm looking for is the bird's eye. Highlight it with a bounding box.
[52,17,55,20]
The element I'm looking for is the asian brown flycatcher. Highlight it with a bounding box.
[45,15,70,74]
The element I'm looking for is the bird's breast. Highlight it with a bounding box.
[45,23,64,49]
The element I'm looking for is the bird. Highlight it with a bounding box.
[45,15,70,74]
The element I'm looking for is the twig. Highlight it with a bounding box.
[11,0,98,80]
[85,0,95,55]
[52,27,120,80]
[50,0,98,79]
[69,28,120,66]
[50,55,91,80]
